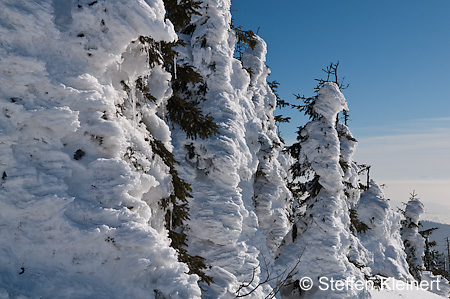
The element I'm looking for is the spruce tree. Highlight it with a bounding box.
[418,226,449,277]
[401,191,426,281]
[276,73,370,297]
[118,0,220,284]
[166,1,293,296]
[287,62,355,218]
[356,181,413,281]
[241,36,292,256]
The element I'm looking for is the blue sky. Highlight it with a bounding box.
[231,0,450,222]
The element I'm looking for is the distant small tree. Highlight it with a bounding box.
[401,191,426,281]
[420,227,439,270]
[419,227,449,277]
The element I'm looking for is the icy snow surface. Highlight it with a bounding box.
[0,0,199,297]
[314,82,348,122]
[274,83,372,298]
[0,0,293,297]
[0,0,436,298]
[357,181,413,281]
[371,277,447,299]
[402,195,426,281]
[170,0,291,297]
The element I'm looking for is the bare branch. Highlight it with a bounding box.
[265,248,306,299]
[234,248,306,298]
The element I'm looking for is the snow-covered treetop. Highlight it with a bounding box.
[405,196,425,225]
[314,82,348,121]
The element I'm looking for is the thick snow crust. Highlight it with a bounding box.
[402,196,426,281]
[0,0,200,298]
[274,83,371,298]
[0,1,433,298]
[169,1,291,297]
[357,181,413,281]
[0,0,292,297]
[421,271,450,297]
[315,82,348,122]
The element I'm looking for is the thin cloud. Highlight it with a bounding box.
[354,129,450,181]
[353,117,450,138]
[417,117,450,123]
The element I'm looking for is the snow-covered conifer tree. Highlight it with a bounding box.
[275,82,371,298]
[420,227,440,273]
[241,36,292,255]
[401,192,426,281]
[0,0,202,297]
[165,0,291,297]
[357,181,413,281]
[4,0,440,298]
[337,103,414,283]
